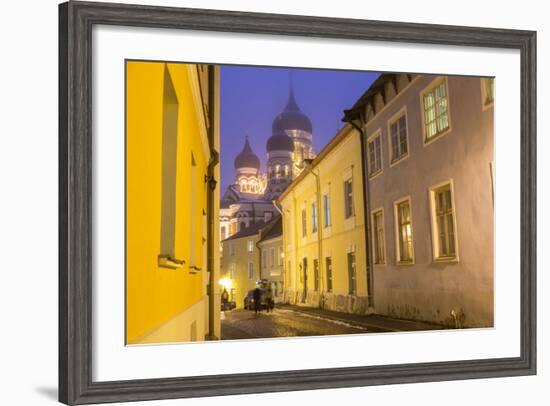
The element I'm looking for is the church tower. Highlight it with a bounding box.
[271,81,315,177]
[233,136,265,195]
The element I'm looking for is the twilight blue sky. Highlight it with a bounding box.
[219,65,379,191]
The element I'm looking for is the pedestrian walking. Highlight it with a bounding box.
[253,287,262,315]
[266,286,274,313]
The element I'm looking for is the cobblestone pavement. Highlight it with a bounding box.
[221,305,444,340]
[221,308,375,340]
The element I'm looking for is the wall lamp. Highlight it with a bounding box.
[204,175,217,191]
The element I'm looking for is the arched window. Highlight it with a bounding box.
[284,165,289,177]
[275,164,281,178]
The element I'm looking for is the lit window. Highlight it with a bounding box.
[311,202,318,233]
[325,257,333,292]
[344,178,354,219]
[372,210,385,264]
[269,248,275,267]
[395,199,414,263]
[230,263,235,279]
[389,113,408,163]
[302,208,307,237]
[278,246,283,266]
[313,259,319,291]
[323,194,331,228]
[422,79,450,141]
[431,183,458,260]
[347,252,356,295]
[368,133,382,176]
[247,240,254,252]
[275,164,281,178]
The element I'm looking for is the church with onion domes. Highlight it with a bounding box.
[220,85,315,241]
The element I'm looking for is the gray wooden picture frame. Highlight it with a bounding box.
[59,1,537,404]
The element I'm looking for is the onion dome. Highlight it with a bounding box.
[234,136,260,169]
[266,131,294,152]
[272,88,313,134]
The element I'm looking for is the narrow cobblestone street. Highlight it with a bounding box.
[221,305,441,340]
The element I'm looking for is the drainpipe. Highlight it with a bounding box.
[206,65,219,339]
[272,200,284,294]
[303,160,324,305]
[343,111,374,308]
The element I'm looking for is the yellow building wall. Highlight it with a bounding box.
[220,236,260,309]
[280,127,369,310]
[126,61,209,344]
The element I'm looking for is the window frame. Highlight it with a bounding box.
[393,196,415,265]
[367,129,383,178]
[311,201,318,233]
[247,239,254,253]
[429,180,460,262]
[420,76,452,145]
[387,107,410,166]
[343,176,354,220]
[247,261,254,279]
[322,192,331,228]
[301,207,307,237]
[371,207,386,265]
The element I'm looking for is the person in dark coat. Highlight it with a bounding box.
[253,287,262,314]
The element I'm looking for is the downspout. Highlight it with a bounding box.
[206,66,219,339]
[344,111,374,308]
[272,200,284,293]
[303,163,324,304]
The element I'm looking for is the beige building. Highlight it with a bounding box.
[344,73,494,327]
[257,216,284,299]
[278,124,370,313]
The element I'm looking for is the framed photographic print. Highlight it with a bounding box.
[59,1,536,404]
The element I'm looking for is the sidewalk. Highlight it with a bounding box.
[278,303,446,333]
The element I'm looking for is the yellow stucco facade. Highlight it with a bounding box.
[278,125,370,313]
[126,61,219,344]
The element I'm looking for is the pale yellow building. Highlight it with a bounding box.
[126,61,221,344]
[278,124,370,313]
[220,222,264,308]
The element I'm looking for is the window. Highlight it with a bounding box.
[344,178,354,219]
[159,67,179,265]
[389,112,408,163]
[269,248,275,267]
[248,262,254,279]
[367,133,382,176]
[482,78,494,107]
[302,208,307,237]
[262,249,266,269]
[431,183,458,260]
[372,210,385,264]
[395,199,414,263]
[323,194,331,227]
[313,259,319,291]
[247,240,254,252]
[229,263,235,279]
[422,79,450,141]
[220,226,227,240]
[278,246,283,266]
[347,252,356,295]
[325,257,333,293]
[311,202,318,233]
[275,164,281,178]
